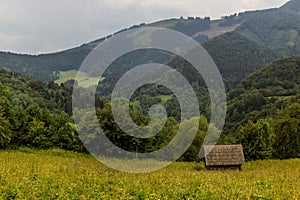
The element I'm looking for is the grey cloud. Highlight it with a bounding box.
[0,0,288,54]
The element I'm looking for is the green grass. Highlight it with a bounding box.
[146,19,179,28]
[0,149,299,199]
[158,95,172,102]
[54,70,78,85]
[287,30,298,47]
[55,70,104,88]
[130,95,171,110]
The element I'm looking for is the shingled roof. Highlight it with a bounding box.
[203,145,245,169]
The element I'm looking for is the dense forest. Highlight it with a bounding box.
[0,0,300,162]
[0,70,83,151]
[1,56,299,161]
[223,56,300,160]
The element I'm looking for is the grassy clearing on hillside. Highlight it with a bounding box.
[130,95,172,110]
[0,149,299,199]
[54,70,77,85]
[158,95,173,102]
[55,70,103,88]
[146,19,179,28]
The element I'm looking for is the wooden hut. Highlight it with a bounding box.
[203,145,245,170]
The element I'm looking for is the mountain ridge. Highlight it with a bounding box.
[0,0,297,84]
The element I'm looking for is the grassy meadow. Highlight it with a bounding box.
[0,149,299,199]
[55,70,103,88]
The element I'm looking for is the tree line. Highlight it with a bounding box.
[0,58,299,161]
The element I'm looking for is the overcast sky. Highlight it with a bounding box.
[0,0,289,54]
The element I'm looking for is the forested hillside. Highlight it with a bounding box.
[226,56,300,134]
[202,32,278,89]
[281,0,300,12]
[222,56,300,160]
[237,9,300,56]
[0,1,299,162]
[97,30,278,111]
[0,43,97,81]
[0,2,299,83]
[0,69,211,161]
[1,54,299,161]
[0,70,83,150]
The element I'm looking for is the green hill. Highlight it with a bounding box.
[237,8,300,56]
[281,0,300,13]
[1,4,300,160]
[224,56,300,135]
[0,1,295,88]
[202,32,278,89]
[91,31,279,102]
[0,42,99,81]
[0,6,270,83]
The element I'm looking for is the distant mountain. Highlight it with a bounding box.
[0,0,298,87]
[95,31,278,98]
[0,43,97,81]
[281,0,300,13]
[0,7,264,83]
[236,8,300,56]
[202,32,278,89]
[146,10,260,39]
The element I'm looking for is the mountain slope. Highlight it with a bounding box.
[236,8,300,56]
[281,0,300,13]
[0,0,297,84]
[202,32,278,89]
[147,10,261,39]
[224,56,300,135]
[0,9,263,82]
[0,41,100,81]
[0,31,278,91]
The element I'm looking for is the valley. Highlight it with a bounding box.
[0,0,299,199]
